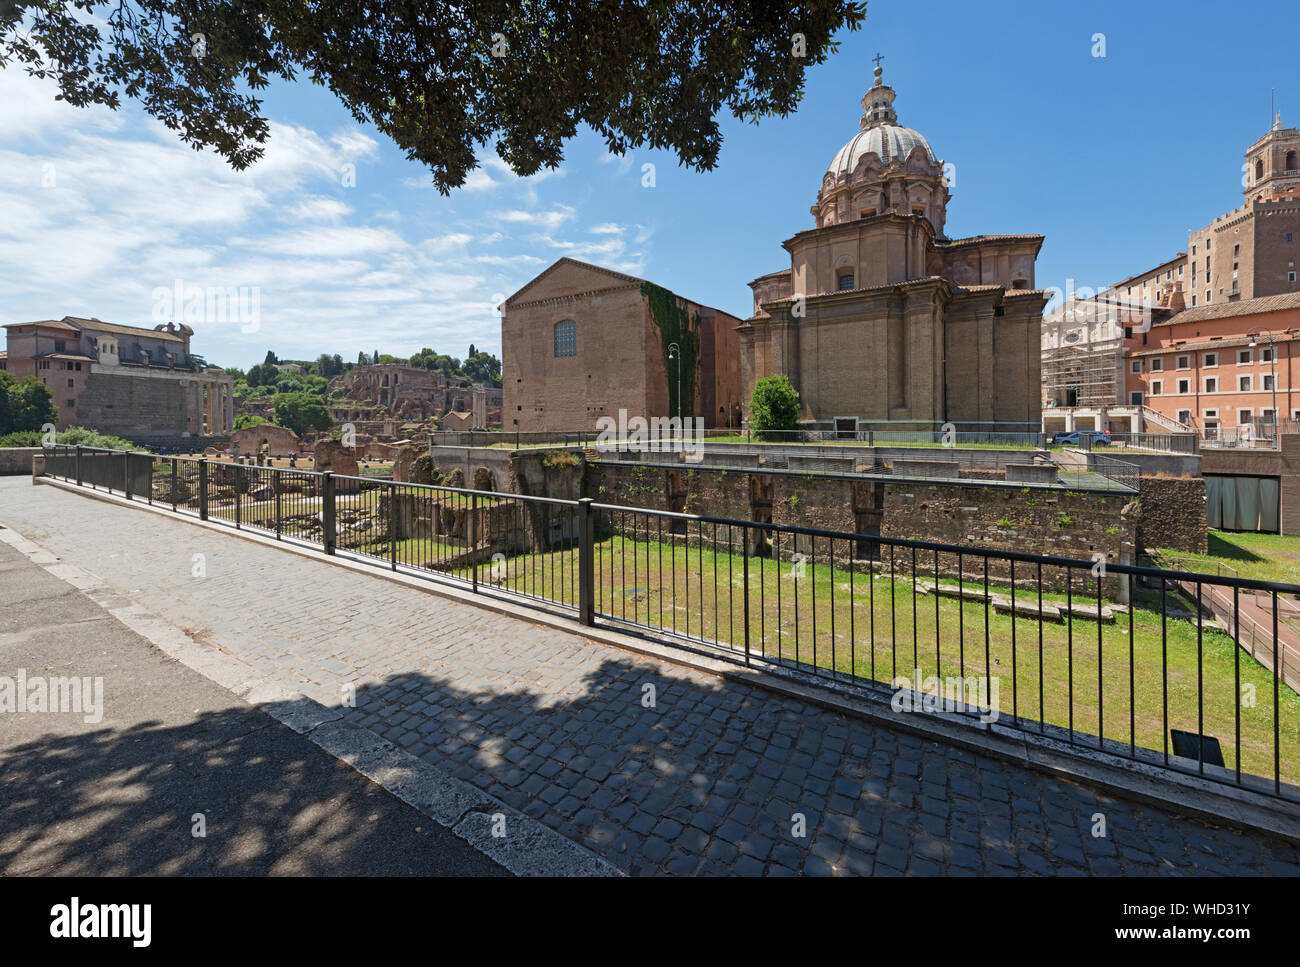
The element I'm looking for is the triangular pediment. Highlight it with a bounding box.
[505,257,644,306]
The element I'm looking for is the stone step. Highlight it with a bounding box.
[989,594,1063,622]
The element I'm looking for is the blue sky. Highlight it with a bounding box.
[2,0,1296,370]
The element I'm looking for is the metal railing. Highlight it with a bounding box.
[1105,432,1199,454]
[39,445,1300,803]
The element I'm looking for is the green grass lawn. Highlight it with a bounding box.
[1157,531,1300,587]
[465,533,1300,787]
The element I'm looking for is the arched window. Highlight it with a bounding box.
[554,320,577,357]
[837,271,855,291]
[1287,150,1298,172]
[1255,159,1264,182]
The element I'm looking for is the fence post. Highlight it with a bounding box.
[389,482,397,570]
[75,446,83,486]
[123,451,131,500]
[235,467,242,529]
[742,525,751,666]
[274,471,282,540]
[170,459,178,511]
[198,460,209,519]
[578,497,594,626]
[470,491,478,592]
[321,472,336,555]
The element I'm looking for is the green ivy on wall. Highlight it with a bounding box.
[641,281,700,420]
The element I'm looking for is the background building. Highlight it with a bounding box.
[1,316,233,441]
[502,258,744,432]
[740,65,1046,432]
[1044,115,1300,437]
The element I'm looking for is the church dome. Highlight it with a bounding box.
[827,124,936,179]
[813,60,949,234]
[825,63,938,181]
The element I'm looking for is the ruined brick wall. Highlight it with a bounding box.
[1136,474,1208,554]
[583,461,1132,588]
[75,371,190,439]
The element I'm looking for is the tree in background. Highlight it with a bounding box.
[233,413,268,430]
[273,392,332,436]
[463,348,502,386]
[3,2,866,192]
[749,375,801,441]
[0,371,57,435]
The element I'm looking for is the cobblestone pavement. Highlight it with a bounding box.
[4,478,1299,876]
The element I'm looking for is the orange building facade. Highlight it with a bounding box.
[1124,294,1300,440]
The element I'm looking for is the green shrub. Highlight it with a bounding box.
[749,374,801,441]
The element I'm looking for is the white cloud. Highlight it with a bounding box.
[0,69,651,365]
[493,205,576,231]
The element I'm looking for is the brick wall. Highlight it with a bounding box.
[584,461,1134,589]
[1135,475,1207,553]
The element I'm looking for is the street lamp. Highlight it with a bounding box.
[667,342,682,423]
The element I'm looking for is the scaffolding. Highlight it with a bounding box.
[1041,336,1123,408]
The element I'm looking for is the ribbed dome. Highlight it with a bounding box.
[826,124,936,180]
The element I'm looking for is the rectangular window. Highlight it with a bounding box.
[1151,380,1163,395]
[1130,360,1142,374]
[1290,271,1296,282]
[1150,357,1164,372]
[1261,347,1274,363]
[54,341,65,353]
[1264,374,1275,390]
[1205,409,1218,419]
[1176,354,1190,369]
[1238,349,1253,364]
[1177,378,1190,394]
[1239,409,1253,425]
[66,378,74,388]
[1130,391,1143,405]
[1203,352,1217,367]
[1205,376,1218,393]
[1239,375,1253,391]
[1192,295,1197,306]
[553,320,577,357]
[1178,409,1192,424]
[1263,408,1277,424]
[65,399,74,408]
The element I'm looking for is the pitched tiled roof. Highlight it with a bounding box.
[65,316,187,342]
[1154,291,1300,326]
[4,319,80,331]
[936,234,1044,250]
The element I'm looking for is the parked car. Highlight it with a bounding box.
[1050,429,1111,447]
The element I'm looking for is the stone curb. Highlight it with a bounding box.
[0,516,621,878]
[26,476,1300,845]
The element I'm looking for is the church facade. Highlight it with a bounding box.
[739,65,1047,431]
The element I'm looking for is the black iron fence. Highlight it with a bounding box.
[40,445,1300,804]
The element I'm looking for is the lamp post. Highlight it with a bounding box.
[667,342,682,423]
[1248,330,1279,445]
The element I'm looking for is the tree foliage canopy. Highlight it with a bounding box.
[0,370,57,435]
[749,374,801,440]
[273,391,331,435]
[3,1,866,191]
